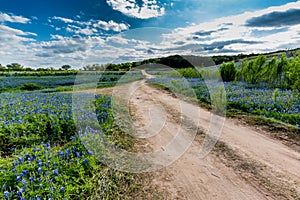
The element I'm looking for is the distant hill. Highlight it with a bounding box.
[135,48,300,68]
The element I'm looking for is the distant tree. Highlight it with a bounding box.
[37,68,47,71]
[25,67,33,71]
[93,64,105,71]
[132,62,141,68]
[61,65,71,70]
[106,63,119,71]
[82,64,106,71]
[6,63,24,71]
[119,62,132,71]
[0,64,6,71]
[83,65,91,71]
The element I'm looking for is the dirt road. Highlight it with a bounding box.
[72,71,300,199]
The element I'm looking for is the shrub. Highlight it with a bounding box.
[219,61,237,82]
[20,83,42,91]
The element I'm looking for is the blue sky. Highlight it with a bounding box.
[0,0,299,68]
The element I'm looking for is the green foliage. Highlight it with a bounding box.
[20,83,42,91]
[219,61,237,82]
[272,88,279,102]
[230,53,300,90]
[0,88,9,93]
[61,65,71,70]
[210,86,227,116]
[166,68,202,78]
[0,94,140,199]
[241,55,266,84]
[6,63,24,71]
[177,68,202,78]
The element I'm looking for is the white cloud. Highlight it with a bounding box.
[0,25,36,66]
[52,16,74,23]
[51,16,129,34]
[106,35,130,44]
[0,25,36,36]
[106,0,165,19]
[2,2,300,68]
[93,20,130,32]
[159,1,300,55]
[0,12,30,23]
[65,24,95,35]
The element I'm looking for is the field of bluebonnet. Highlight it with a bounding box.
[147,54,300,129]
[0,72,142,199]
[148,78,300,126]
[0,53,299,199]
[0,71,144,93]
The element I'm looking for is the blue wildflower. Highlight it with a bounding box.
[21,170,28,176]
[19,156,24,163]
[3,191,10,198]
[52,169,59,176]
[16,176,22,182]
[38,161,43,167]
[17,190,22,196]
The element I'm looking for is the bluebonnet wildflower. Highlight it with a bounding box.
[3,191,10,198]
[52,169,59,176]
[83,159,88,164]
[16,176,22,182]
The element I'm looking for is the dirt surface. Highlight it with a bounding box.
[70,71,300,199]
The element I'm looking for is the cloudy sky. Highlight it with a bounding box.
[0,0,299,68]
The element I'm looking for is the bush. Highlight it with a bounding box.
[0,88,9,93]
[20,83,42,91]
[219,61,237,82]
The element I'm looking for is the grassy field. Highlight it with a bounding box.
[0,72,146,199]
[0,53,299,199]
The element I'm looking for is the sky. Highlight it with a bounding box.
[0,0,300,68]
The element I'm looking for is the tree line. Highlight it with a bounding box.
[219,52,300,90]
[0,63,73,71]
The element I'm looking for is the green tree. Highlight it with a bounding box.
[61,65,71,70]
[0,64,6,71]
[263,57,278,86]
[6,63,24,71]
[241,55,266,84]
[277,54,288,86]
[219,61,237,82]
